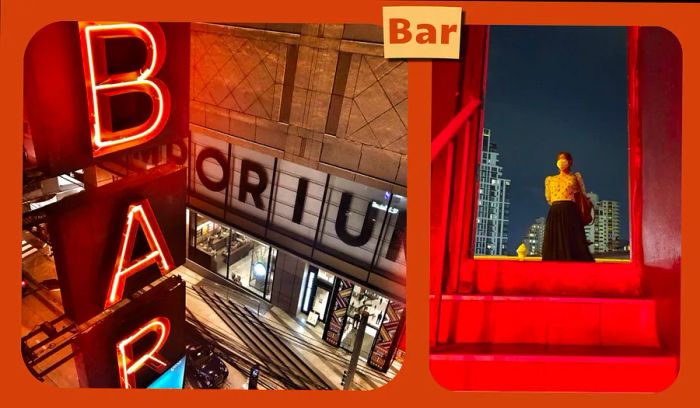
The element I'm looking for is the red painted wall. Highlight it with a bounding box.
[430,26,489,347]
[636,27,682,353]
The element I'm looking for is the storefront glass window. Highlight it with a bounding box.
[317,269,335,285]
[373,193,407,283]
[188,210,274,300]
[264,248,277,301]
[227,231,270,297]
[340,285,389,356]
[190,213,232,279]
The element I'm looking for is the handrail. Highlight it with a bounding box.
[431,97,481,161]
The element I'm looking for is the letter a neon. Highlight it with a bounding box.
[116,317,171,389]
[79,22,170,157]
[104,199,174,308]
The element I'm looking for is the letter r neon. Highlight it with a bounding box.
[116,317,171,389]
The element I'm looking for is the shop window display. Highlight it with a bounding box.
[189,211,274,300]
[340,285,389,356]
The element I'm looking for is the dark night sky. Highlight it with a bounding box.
[482,26,629,255]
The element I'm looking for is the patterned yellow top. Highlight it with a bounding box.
[545,172,586,204]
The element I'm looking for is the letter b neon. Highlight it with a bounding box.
[79,22,171,157]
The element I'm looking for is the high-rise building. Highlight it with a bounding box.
[524,217,546,256]
[475,128,511,255]
[594,200,622,253]
[584,192,622,254]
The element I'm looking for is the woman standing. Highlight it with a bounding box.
[542,152,595,262]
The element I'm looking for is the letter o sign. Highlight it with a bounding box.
[195,148,229,192]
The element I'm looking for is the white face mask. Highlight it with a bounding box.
[556,159,570,171]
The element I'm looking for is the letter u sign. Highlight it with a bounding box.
[79,22,171,157]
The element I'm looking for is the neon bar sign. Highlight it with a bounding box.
[79,22,177,388]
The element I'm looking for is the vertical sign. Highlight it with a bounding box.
[26,21,191,388]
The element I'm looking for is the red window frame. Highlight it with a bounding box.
[431,26,644,297]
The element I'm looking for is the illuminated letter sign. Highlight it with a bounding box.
[80,22,170,157]
[292,178,309,224]
[238,159,268,210]
[105,199,174,308]
[195,147,229,191]
[335,193,379,247]
[116,317,171,389]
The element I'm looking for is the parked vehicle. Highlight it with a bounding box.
[185,343,228,389]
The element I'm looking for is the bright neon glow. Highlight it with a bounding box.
[79,22,170,157]
[116,317,171,389]
[104,199,174,308]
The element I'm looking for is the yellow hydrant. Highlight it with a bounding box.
[516,243,527,260]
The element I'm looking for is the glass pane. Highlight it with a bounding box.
[316,176,389,269]
[341,285,388,356]
[227,230,268,298]
[265,248,277,301]
[313,287,330,321]
[373,193,407,283]
[317,269,335,285]
[269,159,326,245]
[228,145,275,225]
[190,213,230,278]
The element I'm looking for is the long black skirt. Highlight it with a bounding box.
[542,200,595,262]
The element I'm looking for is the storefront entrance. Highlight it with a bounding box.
[188,208,405,372]
[300,266,335,327]
[339,285,389,356]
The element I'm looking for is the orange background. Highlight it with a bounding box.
[0,0,697,406]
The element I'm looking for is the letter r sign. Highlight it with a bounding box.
[383,7,462,59]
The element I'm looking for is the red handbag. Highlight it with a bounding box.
[574,175,594,225]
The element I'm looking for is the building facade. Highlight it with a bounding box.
[187,23,407,371]
[593,199,622,253]
[475,128,510,255]
[584,193,622,254]
[20,22,407,388]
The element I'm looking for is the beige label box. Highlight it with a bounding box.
[383,6,462,59]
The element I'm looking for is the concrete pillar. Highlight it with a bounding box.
[269,250,306,316]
